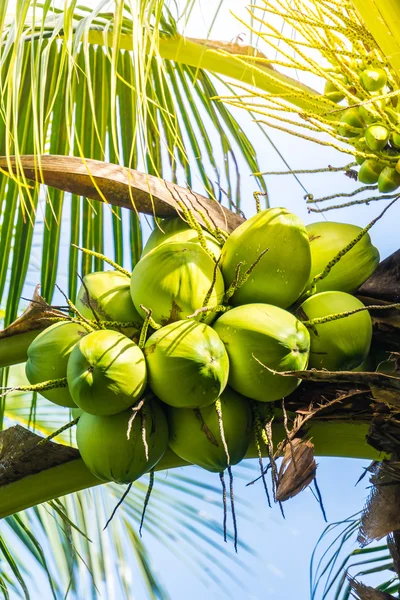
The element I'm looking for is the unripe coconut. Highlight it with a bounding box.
[358,159,384,184]
[142,217,221,259]
[76,398,168,483]
[324,74,347,103]
[26,322,88,408]
[75,271,143,341]
[360,68,387,92]
[166,387,252,472]
[144,320,229,408]
[337,108,364,138]
[298,291,372,370]
[391,131,400,149]
[306,221,380,294]
[213,304,310,402]
[378,166,400,193]
[67,330,147,415]
[71,408,83,419]
[130,242,224,325]
[220,207,311,309]
[365,124,390,151]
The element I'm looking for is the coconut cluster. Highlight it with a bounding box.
[25,211,379,486]
[323,64,400,192]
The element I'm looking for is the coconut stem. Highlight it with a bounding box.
[37,418,79,446]
[103,483,133,530]
[309,197,399,290]
[257,163,357,176]
[55,285,96,333]
[219,471,227,543]
[229,249,269,299]
[228,466,238,553]
[175,199,216,261]
[138,308,153,348]
[186,304,230,319]
[200,255,222,320]
[139,470,154,537]
[126,398,146,440]
[141,407,149,462]
[139,305,161,330]
[224,262,244,302]
[253,190,268,213]
[0,377,68,398]
[71,244,131,277]
[252,403,271,507]
[303,302,400,327]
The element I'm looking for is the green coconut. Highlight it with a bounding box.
[324,74,347,103]
[130,242,225,326]
[378,166,400,193]
[358,159,384,184]
[360,68,387,92]
[337,108,364,138]
[142,217,221,259]
[391,132,400,149]
[298,291,372,371]
[75,270,143,341]
[365,124,390,151]
[166,387,252,473]
[26,322,88,408]
[220,207,311,309]
[144,320,229,409]
[67,330,147,415]
[76,398,168,483]
[306,221,380,294]
[213,304,310,402]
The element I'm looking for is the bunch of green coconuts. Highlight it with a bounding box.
[24,211,380,487]
[324,63,400,192]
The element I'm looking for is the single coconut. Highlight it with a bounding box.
[213,304,310,402]
[358,159,384,184]
[306,221,380,294]
[360,68,387,92]
[365,124,390,151]
[75,270,143,341]
[76,398,168,483]
[142,217,221,259]
[337,108,364,138]
[220,207,311,309]
[166,387,252,472]
[144,319,229,408]
[26,322,88,408]
[324,74,347,103]
[67,329,147,415]
[130,242,225,325]
[378,166,400,193]
[298,291,372,370]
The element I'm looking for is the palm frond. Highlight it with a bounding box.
[310,513,400,599]
[0,0,269,329]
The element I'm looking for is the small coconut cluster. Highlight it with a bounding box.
[20,209,380,539]
[323,63,400,192]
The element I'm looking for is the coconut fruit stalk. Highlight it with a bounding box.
[144,319,229,408]
[130,241,225,325]
[76,398,168,483]
[213,304,310,402]
[142,217,221,259]
[67,330,147,415]
[26,322,88,408]
[306,221,380,294]
[220,207,311,309]
[166,387,252,473]
[75,270,143,341]
[298,291,373,370]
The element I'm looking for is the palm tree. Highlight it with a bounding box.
[0,0,399,597]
